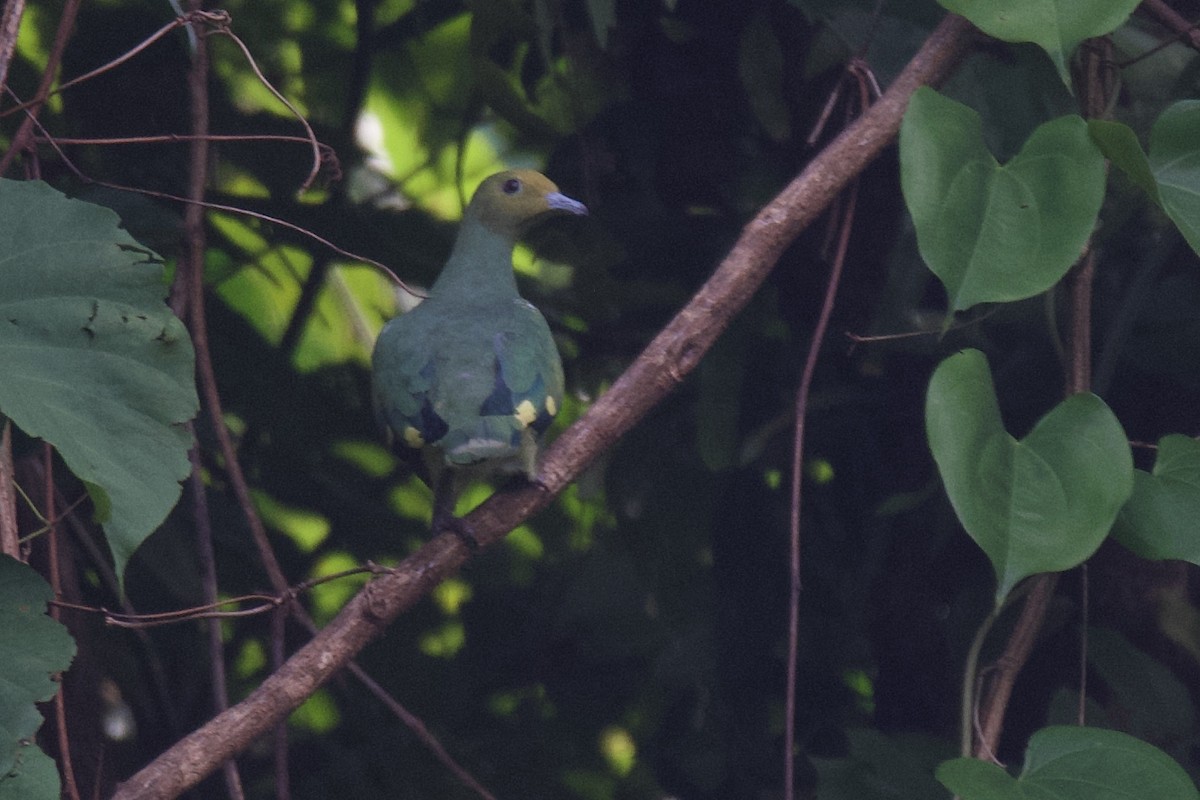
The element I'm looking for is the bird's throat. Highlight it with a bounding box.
[430,222,520,302]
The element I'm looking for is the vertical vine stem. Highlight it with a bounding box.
[784,175,861,799]
[180,5,246,797]
[965,35,1114,762]
[961,602,1000,757]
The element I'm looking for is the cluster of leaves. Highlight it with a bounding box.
[4,0,1200,798]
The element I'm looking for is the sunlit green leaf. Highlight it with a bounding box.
[289,689,340,734]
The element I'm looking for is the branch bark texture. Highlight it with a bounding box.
[112,14,975,799]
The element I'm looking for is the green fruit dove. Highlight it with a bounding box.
[372,170,586,545]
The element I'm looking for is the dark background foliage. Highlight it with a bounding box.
[8,0,1200,797]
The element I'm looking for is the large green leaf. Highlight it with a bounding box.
[1150,101,1200,255]
[1111,435,1200,565]
[900,88,1105,313]
[0,557,74,792]
[1089,104,1200,256]
[937,726,1200,800]
[0,180,197,579]
[925,350,1132,603]
[0,746,59,800]
[936,0,1141,85]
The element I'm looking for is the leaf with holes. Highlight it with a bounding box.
[925,350,1132,603]
[0,557,75,793]
[901,88,1105,313]
[0,180,197,581]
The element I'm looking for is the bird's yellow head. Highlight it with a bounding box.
[467,169,588,240]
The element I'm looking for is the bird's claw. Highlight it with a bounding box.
[434,511,480,552]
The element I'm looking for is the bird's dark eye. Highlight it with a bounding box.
[502,178,521,195]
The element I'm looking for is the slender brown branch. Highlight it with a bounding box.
[1140,0,1200,50]
[209,25,322,192]
[25,116,415,294]
[0,0,81,175]
[336,658,499,800]
[0,420,18,558]
[110,15,975,799]
[181,14,245,798]
[0,0,26,97]
[271,607,290,800]
[44,445,81,800]
[972,574,1059,758]
[785,179,860,799]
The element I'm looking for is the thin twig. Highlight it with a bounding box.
[272,607,290,800]
[20,109,418,295]
[785,179,860,799]
[785,56,876,798]
[0,0,81,176]
[208,25,323,192]
[44,445,81,800]
[181,12,246,796]
[46,482,188,737]
[1140,0,1200,50]
[0,421,18,558]
[0,0,27,98]
[110,15,975,800]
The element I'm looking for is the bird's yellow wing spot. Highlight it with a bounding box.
[545,396,557,417]
[403,426,425,448]
[514,399,538,427]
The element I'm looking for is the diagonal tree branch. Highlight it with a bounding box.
[111,13,975,800]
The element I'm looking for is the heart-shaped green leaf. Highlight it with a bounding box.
[0,180,198,581]
[1150,101,1200,255]
[901,88,1105,313]
[937,726,1200,800]
[936,0,1141,85]
[1111,435,1200,565]
[926,350,1132,603]
[1089,104,1200,257]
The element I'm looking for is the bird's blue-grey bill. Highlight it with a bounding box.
[546,192,588,216]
